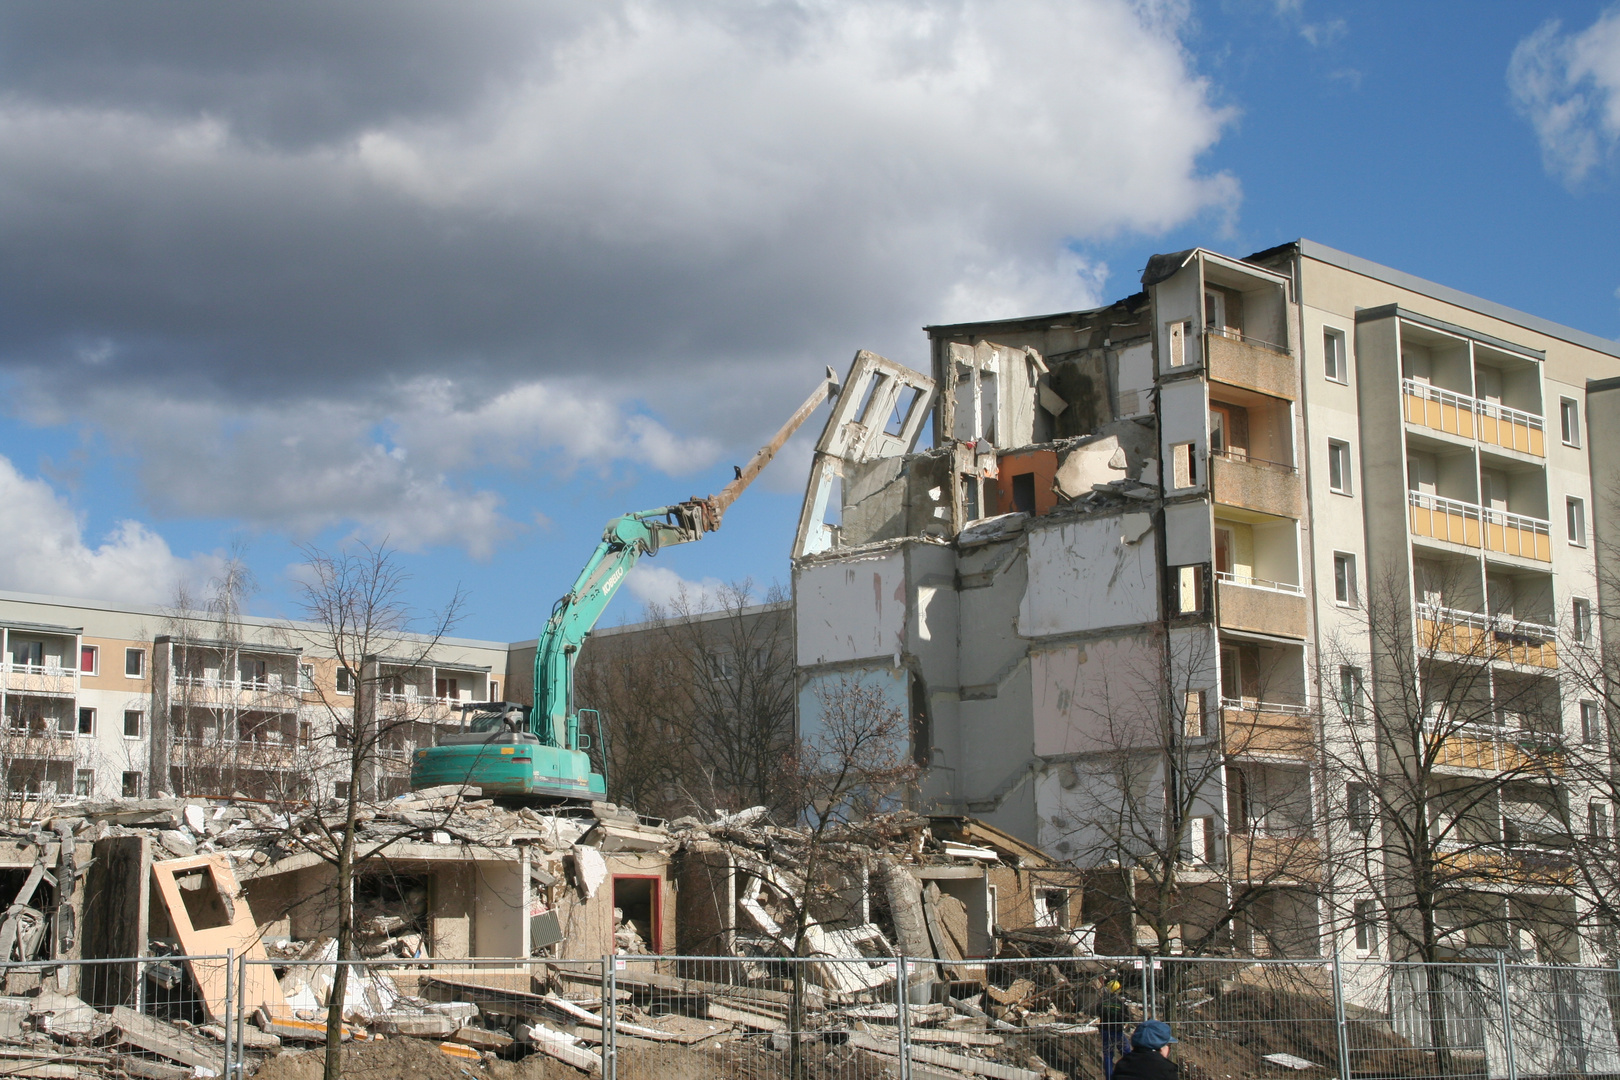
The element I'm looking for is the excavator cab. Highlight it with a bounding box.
[440,702,534,745]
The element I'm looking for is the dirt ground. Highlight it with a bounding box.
[251,1038,500,1080]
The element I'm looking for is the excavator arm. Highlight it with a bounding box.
[530,368,841,751]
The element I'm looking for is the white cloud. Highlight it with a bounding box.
[51,378,718,560]
[623,564,728,612]
[0,454,219,604]
[1510,9,1620,185]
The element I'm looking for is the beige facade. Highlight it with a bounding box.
[0,589,511,801]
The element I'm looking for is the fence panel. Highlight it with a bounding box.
[0,954,227,1077]
[1500,962,1620,1078]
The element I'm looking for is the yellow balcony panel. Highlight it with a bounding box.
[1404,387,1475,440]
[1478,410,1545,458]
[1216,578,1307,639]
[1207,332,1298,400]
[1408,493,1481,548]
[1417,605,1558,669]
[1483,512,1551,563]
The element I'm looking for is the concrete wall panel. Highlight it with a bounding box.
[1031,634,1162,757]
[795,551,907,666]
[1019,517,1159,636]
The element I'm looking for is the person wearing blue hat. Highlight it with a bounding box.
[1108,1019,1178,1080]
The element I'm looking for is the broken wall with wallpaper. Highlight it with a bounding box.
[792,248,1313,898]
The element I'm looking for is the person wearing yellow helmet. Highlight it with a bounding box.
[1097,973,1129,1080]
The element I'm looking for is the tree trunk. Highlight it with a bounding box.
[322,754,362,1080]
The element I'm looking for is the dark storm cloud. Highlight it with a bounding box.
[0,0,1238,550]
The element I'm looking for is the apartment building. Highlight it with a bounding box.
[789,239,1620,961]
[0,589,510,801]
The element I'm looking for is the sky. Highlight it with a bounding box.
[1,0,1618,643]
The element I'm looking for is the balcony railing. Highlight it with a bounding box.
[1407,491,1551,562]
[1206,325,1290,355]
[1403,379,1545,457]
[3,663,78,696]
[1416,602,1558,668]
[1215,570,1303,595]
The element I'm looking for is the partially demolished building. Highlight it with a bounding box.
[792,240,1620,960]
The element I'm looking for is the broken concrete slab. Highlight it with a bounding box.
[111,1006,224,1071]
[449,1024,515,1051]
[522,1021,603,1072]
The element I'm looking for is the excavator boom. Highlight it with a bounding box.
[411,368,840,801]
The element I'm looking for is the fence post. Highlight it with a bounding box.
[236,952,248,1078]
[1144,955,1157,1020]
[897,956,911,1080]
[223,948,235,1080]
[1495,953,1518,1080]
[604,955,617,1080]
[1331,951,1352,1080]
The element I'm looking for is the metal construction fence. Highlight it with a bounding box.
[6,951,1620,1077]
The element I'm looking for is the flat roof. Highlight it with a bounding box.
[1296,239,1620,360]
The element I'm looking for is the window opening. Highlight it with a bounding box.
[125,648,145,677]
[76,708,94,735]
[1567,497,1587,547]
[1561,398,1581,447]
[1010,472,1036,515]
[1333,553,1358,607]
[80,645,98,674]
[1328,440,1352,494]
[124,710,142,737]
[1324,328,1347,382]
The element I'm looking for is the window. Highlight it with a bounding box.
[1184,691,1207,738]
[1582,700,1602,744]
[1568,497,1587,547]
[1010,472,1036,514]
[76,708,94,736]
[79,644,98,674]
[124,647,145,678]
[1339,666,1365,720]
[489,680,500,701]
[1348,783,1373,835]
[74,770,93,798]
[121,771,142,798]
[1171,442,1197,488]
[435,677,460,701]
[1177,565,1205,614]
[1324,328,1347,383]
[1561,397,1581,447]
[336,667,355,695]
[1354,900,1378,954]
[1328,440,1352,494]
[11,640,43,668]
[1590,802,1611,840]
[1167,320,1191,367]
[123,710,142,738]
[298,664,315,691]
[1333,552,1358,607]
[298,721,313,747]
[1035,888,1069,928]
[1574,598,1593,643]
[243,658,268,686]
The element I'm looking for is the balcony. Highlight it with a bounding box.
[1220,699,1314,760]
[172,736,300,772]
[1211,451,1303,519]
[172,675,301,711]
[3,663,77,697]
[1407,492,1550,562]
[1416,603,1558,669]
[0,728,75,761]
[1216,573,1307,639]
[1225,834,1321,882]
[1402,380,1544,457]
[378,692,463,722]
[1434,843,1573,887]
[1206,329,1298,400]
[1427,720,1566,775]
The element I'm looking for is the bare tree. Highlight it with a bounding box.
[1052,626,1323,958]
[574,580,797,818]
[279,542,466,1080]
[1317,567,1570,1073]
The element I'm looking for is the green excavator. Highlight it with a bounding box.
[410,369,840,802]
